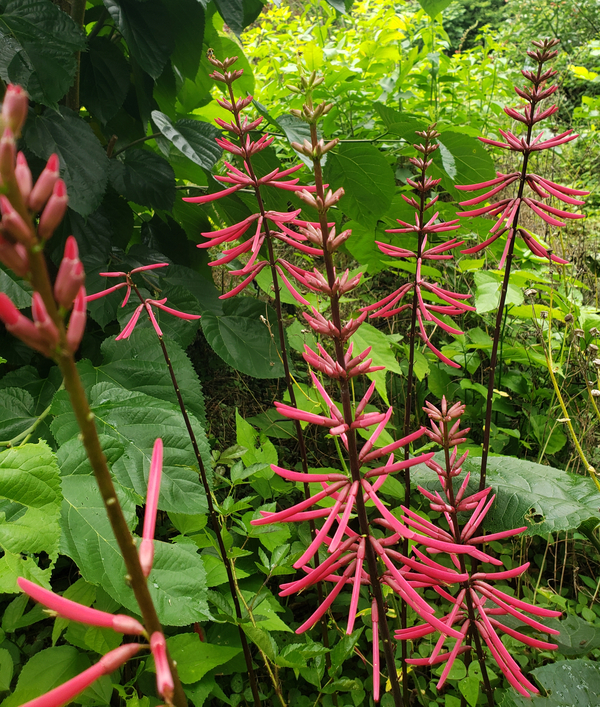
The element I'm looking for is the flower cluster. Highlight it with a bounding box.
[391,399,561,696]
[457,39,588,265]
[17,438,173,707]
[86,262,201,340]
[361,126,475,368]
[0,86,85,358]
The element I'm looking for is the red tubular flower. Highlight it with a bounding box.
[65,287,87,353]
[38,179,68,240]
[150,632,174,703]
[54,236,85,309]
[139,438,163,577]
[28,153,60,213]
[2,84,29,135]
[18,578,145,635]
[20,643,142,707]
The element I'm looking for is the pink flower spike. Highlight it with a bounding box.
[20,643,141,707]
[140,438,163,577]
[28,153,60,213]
[38,179,68,240]
[18,578,145,635]
[66,287,87,353]
[150,632,174,702]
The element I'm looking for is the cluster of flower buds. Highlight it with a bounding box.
[17,437,175,706]
[86,262,201,340]
[362,126,474,368]
[389,398,561,697]
[0,85,87,357]
[457,39,588,266]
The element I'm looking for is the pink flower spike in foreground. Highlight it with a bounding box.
[20,643,141,707]
[17,577,145,635]
[139,438,163,577]
[151,632,174,703]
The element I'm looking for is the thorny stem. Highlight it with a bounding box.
[128,281,262,706]
[309,122,404,707]
[224,80,332,664]
[26,247,187,707]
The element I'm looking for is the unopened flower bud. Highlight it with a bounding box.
[15,152,32,202]
[150,632,174,702]
[54,236,85,309]
[29,153,60,212]
[0,194,33,244]
[38,179,68,240]
[0,293,50,354]
[0,235,28,277]
[1,84,28,136]
[0,128,16,182]
[32,292,60,349]
[564,313,574,323]
[66,287,87,353]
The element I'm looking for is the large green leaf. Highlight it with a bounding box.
[350,323,402,405]
[0,265,32,309]
[103,0,173,79]
[52,382,209,515]
[0,388,37,443]
[324,143,395,228]
[201,297,285,379]
[165,634,242,683]
[0,0,85,108]
[23,107,110,217]
[152,111,222,170]
[1,646,89,707]
[416,0,454,17]
[79,36,130,124]
[60,475,208,626]
[431,130,496,200]
[99,330,206,424]
[499,659,600,707]
[109,148,176,211]
[0,442,61,563]
[165,0,205,80]
[413,455,600,536]
[213,0,244,35]
[545,614,600,656]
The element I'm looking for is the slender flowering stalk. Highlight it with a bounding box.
[455,40,589,489]
[88,261,262,707]
[0,84,187,707]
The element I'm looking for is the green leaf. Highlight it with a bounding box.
[324,143,395,228]
[80,36,130,124]
[544,614,600,656]
[201,298,285,379]
[530,414,567,456]
[0,0,85,108]
[103,0,173,79]
[330,629,363,672]
[241,625,278,661]
[2,645,87,707]
[23,107,110,217]
[109,149,175,211]
[100,329,206,424]
[166,0,205,79]
[499,659,600,707]
[213,0,244,35]
[416,0,454,18]
[0,265,32,308]
[458,676,479,707]
[152,111,222,169]
[0,388,36,443]
[0,442,61,561]
[0,647,13,692]
[414,455,600,536]
[166,634,242,683]
[431,130,496,201]
[60,475,208,625]
[350,322,402,405]
[52,382,209,515]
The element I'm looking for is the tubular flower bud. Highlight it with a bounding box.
[32,292,60,349]
[19,643,141,707]
[17,578,145,635]
[28,153,60,213]
[15,152,33,201]
[0,293,52,354]
[0,127,16,182]
[66,287,87,353]
[0,194,33,244]
[139,438,163,577]
[54,236,85,309]
[150,632,174,702]
[1,84,28,135]
[0,234,29,277]
[38,179,68,239]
